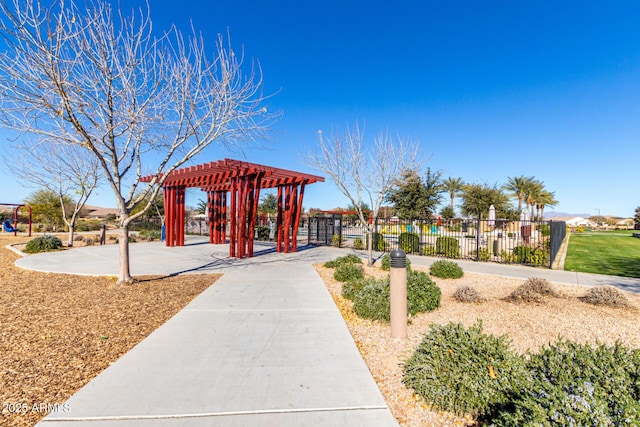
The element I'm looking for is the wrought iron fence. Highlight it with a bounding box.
[309,216,567,268]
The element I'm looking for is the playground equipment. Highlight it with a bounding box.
[0,203,32,236]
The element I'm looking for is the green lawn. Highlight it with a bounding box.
[564,231,640,278]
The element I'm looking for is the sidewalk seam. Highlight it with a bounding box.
[40,405,391,422]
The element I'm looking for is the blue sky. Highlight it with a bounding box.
[1,1,639,217]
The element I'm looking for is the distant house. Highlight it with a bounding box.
[82,205,120,219]
[616,218,635,229]
[565,217,596,228]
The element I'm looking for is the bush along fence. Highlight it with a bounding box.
[308,216,567,268]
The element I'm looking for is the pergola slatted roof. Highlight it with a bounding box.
[142,158,324,190]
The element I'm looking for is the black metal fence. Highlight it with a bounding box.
[129,216,209,236]
[308,216,567,268]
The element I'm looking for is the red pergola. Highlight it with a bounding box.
[141,159,324,258]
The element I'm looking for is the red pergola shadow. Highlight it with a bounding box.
[142,159,324,258]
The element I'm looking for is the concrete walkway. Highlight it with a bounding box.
[25,239,398,426]
[15,238,640,426]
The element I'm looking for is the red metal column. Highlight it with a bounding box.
[237,176,247,258]
[276,186,283,252]
[164,187,175,247]
[208,191,215,244]
[230,178,237,257]
[247,172,263,258]
[176,187,186,246]
[221,192,227,243]
[215,191,223,244]
[282,185,292,253]
[290,183,300,252]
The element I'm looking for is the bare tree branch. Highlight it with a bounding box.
[0,0,277,282]
[303,122,420,265]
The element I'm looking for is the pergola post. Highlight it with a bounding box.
[207,191,215,244]
[276,185,284,252]
[230,178,237,257]
[221,191,227,243]
[291,182,305,252]
[164,187,175,247]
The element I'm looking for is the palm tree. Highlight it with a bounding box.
[535,190,558,220]
[442,177,465,216]
[524,180,544,220]
[503,175,536,214]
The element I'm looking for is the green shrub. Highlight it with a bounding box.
[324,254,363,268]
[256,226,270,241]
[421,245,436,256]
[342,277,379,301]
[75,219,103,231]
[398,232,420,253]
[512,245,532,263]
[366,231,387,251]
[453,285,483,303]
[352,276,391,321]
[579,285,629,308]
[538,225,551,237]
[403,321,529,418]
[380,253,411,271]
[512,245,549,265]
[333,263,364,282]
[353,237,364,250]
[429,260,464,279]
[475,248,491,261]
[499,250,515,263]
[435,236,460,258]
[24,235,63,253]
[491,340,640,426]
[138,229,161,240]
[351,270,440,321]
[332,233,344,247]
[407,270,441,314]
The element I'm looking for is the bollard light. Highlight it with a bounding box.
[389,249,408,339]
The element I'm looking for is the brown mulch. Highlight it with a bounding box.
[315,262,640,427]
[0,235,219,427]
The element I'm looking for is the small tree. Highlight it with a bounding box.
[303,122,419,265]
[25,188,73,230]
[387,168,442,220]
[460,183,510,219]
[7,141,101,246]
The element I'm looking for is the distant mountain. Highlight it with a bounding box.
[544,211,593,219]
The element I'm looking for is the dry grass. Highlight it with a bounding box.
[315,262,640,427]
[0,235,219,427]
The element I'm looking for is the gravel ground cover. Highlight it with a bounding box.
[315,261,640,426]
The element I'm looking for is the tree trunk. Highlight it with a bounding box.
[67,225,74,247]
[118,223,133,284]
[366,224,374,266]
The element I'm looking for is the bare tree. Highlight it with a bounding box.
[304,123,419,265]
[0,0,275,282]
[6,140,101,246]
